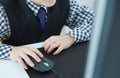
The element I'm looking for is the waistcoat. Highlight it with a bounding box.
[0,0,69,46]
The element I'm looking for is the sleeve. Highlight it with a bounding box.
[65,0,95,44]
[0,4,13,59]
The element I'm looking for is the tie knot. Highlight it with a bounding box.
[38,7,46,15]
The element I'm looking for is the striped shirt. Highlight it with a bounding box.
[0,0,94,59]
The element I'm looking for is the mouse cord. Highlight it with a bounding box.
[51,69,63,78]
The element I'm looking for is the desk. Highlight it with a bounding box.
[26,42,89,78]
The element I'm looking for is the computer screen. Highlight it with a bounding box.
[84,0,120,78]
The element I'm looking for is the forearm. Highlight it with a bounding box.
[67,24,93,43]
[0,44,13,59]
[65,0,95,44]
[0,4,12,59]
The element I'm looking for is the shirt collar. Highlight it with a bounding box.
[25,0,47,15]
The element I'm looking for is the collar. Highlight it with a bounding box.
[25,0,47,15]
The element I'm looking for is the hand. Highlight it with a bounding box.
[43,35,74,55]
[10,46,43,69]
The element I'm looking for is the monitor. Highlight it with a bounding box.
[84,0,120,78]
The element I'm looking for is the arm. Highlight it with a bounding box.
[65,0,94,43]
[43,0,94,54]
[0,4,13,59]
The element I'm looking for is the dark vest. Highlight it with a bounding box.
[0,0,69,46]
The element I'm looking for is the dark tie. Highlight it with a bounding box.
[37,7,46,29]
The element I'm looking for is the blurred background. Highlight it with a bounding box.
[77,0,95,9]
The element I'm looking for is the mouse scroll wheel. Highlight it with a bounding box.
[43,62,50,67]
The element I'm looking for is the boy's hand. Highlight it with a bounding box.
[10,46,43,69]
[43,35,74,55]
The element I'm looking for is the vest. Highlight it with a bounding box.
[0,0,69,46]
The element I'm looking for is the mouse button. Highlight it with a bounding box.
[42,58,54,67]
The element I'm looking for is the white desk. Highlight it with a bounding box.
[0,59,29,78]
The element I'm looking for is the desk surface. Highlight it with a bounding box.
[26,42,89,78]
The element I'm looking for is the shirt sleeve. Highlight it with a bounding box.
[0,4,13,59]
[65,0,95,44]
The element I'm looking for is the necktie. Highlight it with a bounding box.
[37,7,46,29]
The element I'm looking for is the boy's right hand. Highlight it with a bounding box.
[10,46,43,69]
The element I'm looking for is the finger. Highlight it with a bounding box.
[19,53,34,67]
[53,46,63,55]
[43,37,56,51]
[17,56,28,69]
[43,42,50,52]
[43,42,54,52]
[24,49,41,62]
[28,47,43,58]
[47,43,60,53]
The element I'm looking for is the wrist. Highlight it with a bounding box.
[65,34,74,44]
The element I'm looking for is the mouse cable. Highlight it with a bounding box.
[51,69,63,78]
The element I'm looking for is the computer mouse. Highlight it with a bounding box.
[27,57,54,72]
